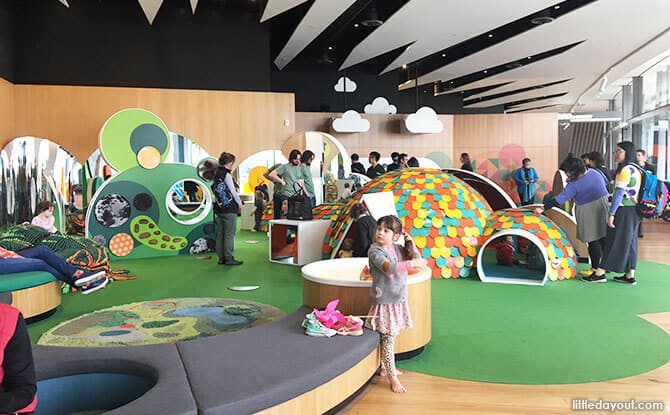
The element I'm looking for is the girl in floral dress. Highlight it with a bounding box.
[366,215,426,393]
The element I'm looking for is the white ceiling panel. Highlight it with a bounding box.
[505,99,562,112]
[261,0,309,22]
[340,0,556,71]
[464,81,576,109]
[419,0,670,111]
[273,0,356,69]
[465,78,568,100]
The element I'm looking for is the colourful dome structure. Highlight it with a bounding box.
[312,203,343,221]
[482,209,578,281]
[322,168,492,279]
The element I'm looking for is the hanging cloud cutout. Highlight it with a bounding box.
[334,76,357,93]
[404,107,443,134]
[332,110,370,133]
[364,97,397,114]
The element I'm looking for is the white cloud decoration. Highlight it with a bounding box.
[364,97,397,114]
[334,76,357,93]
[404,107,443,134]
[332,110,370,133]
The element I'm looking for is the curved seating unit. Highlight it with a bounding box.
[33,307,380,415]
[302,258,432,355]
[0,271,61,318]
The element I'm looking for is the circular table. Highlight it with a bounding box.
[302,258,431,356]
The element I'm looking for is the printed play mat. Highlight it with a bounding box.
[38,298,286,347]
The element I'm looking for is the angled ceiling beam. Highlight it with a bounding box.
[274,0,357,69]
[260,0,310,22]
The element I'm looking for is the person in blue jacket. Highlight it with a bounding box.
[513,158,539,205]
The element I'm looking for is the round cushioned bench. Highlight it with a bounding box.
[0,271,61,319]
[32,307,380,415]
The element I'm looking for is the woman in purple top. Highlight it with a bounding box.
[536,157,609,278]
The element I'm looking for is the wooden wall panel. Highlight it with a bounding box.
[295,112,454,163]
[9,85,294,163]
[0,77,14,142]
[454,113,558,199]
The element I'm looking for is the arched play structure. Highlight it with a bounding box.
[443,168,517,211]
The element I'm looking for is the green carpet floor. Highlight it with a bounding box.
[27,230,670,385]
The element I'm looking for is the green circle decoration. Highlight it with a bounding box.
[99,108,170,171]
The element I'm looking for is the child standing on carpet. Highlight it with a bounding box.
[366,215,426,393]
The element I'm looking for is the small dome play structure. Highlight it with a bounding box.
[443,168,517,211]
[481,209,578,282]
[312,203,344,221]
[322,168,492,279]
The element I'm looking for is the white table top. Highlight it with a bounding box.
[302,257,432,287]
[270,219,329,226]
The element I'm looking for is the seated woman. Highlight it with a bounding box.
[0,245,107,294]
[0,304,37,414]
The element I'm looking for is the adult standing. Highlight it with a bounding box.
[589,141,642,284]
[367,151,385,179]
[586,151,613,189]
[513,158,539,205]
[267,149,309,214]
[398,153,409,169]
[386,152,400,172]
[350,153,366,175]
[263,163,283,219]
[460,153,473,171]
[636,149,656,174]
[300,150,317,207]
[209,152,243,266]
[0,304,37,414]
[635,149,655,238]
[535,157,609,278]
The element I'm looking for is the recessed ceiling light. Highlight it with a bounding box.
[527,56,532,59]
[354,23,359,27]
[328,46,333,50]
[361,18,384,27]
[488,34,493,38]
[442,53,446,57]
[402,64,407,69]
[483,70,488,73]
[554,5,560,9]
[530,16,555,25]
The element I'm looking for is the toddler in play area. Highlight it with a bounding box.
[366,215,426,393]
[30,200,58,233]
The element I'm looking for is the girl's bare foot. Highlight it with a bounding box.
[388,375,406,393]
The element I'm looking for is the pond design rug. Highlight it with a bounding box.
[38,297,286,347]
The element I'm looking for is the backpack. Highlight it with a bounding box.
[213,174,234,209]
[629,163,669,219]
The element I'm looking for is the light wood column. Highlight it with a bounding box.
[11,281,62,318]
[303,278,432,354]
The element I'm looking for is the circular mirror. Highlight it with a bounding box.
[165,179,212,225]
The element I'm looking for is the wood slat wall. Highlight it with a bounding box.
[453,113,559,194]
[295,112,455,163]
[5,83,295,163]
[0,77,14,142]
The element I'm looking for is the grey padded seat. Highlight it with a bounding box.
[177,306,380,415]
[32,343,198,415]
